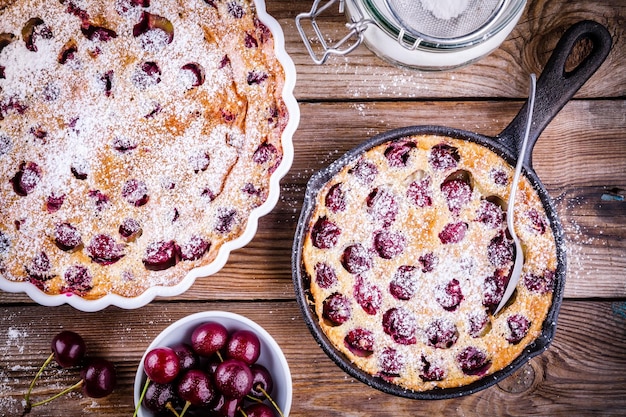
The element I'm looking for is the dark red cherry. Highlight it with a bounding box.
[226,330,261,365]
[419,252,438,273]
[189,151,210,172]
[419,356,446,382]
[491,168,509,186]
[248,364,273,399]
[142,240,179,270]
[215,208,238,234]
[487,231,513,268]
[322,293,351,325]
[457,347,491,376]
[523,270,555,294]
[214,359,253,399]
[344,328,374,357]
[425,319,459,349]
[366,188,398,227]
[81,357,116,398]
[132,61,161,89]
[112,136,137,152]
[349,159,378,184]
[247,70,268,85]
[438,222,468,244]
[22,17,53,52]
[406,176,433,207]
[468,311,490,338]
[506,314,531,344]
[325,183,346,212]
[252,142,278,165]
[242,403,276,417]
[191,321,229,357]
[482,269,509,313]
[310,217,340,249]
[12,162,41,196]
[62,265,93,295]
[25,251,53,281]
[180,235,210,261]
[373,230,405,259]
[382,308,417,345]
[133,12,174,47]
[384,140,415,167]
[313,262,337,289]
[119,218,142,241]
[171,343,199,372]
[177,369,216,407]
[377,347,404,377]
[428,143,459,171]
[46,193,65,213]
[142,382,177,412]
[122,179,149,206]
[353,276,382,315]
[341,244,372,274]
[441,178,472,215]
[144,347,180,384]
[244,32,258,48]
[389,265,419,300]
[435,279,464,311]
[54,222,83,251]
[51,330,86,368]
[526,208,547,234]
[81,25,117,42]
[86,234,125,265]
[475,199,504,228]
[181,62,205,88]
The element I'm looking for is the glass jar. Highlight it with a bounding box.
[296,0,527,71]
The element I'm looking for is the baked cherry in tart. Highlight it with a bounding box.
[302,135,558,392]
[0,0,289,300]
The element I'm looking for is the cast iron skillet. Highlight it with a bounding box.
[292,20,612,399]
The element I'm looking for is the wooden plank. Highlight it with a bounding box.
[268,0,626,101]
[0,300,624,416]
[0,100,623,305]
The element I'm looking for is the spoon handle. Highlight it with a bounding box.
[494,73,537,316]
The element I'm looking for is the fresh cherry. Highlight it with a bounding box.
[144,347,181,384]
[214,358,253,400]
[191,321,229,357]
[81,357,117,398]
[243,403,277,417]
[23,332,116,413]
[226,330,261,365]
[248,364,273,400]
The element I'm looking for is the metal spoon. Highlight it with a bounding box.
[493,73,537,316]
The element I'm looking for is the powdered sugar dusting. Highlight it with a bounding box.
[302,135,559,391]
[0,0,289,299]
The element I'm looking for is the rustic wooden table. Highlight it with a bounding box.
[1,1,625,416]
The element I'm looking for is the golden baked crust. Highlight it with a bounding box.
[302,135,557,391]
[0,0,288,299]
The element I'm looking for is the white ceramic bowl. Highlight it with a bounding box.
[134,311,292,416]
[0,0,299,312]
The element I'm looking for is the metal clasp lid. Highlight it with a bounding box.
[296,0,374,64]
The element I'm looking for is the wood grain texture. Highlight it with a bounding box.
[2,99,622,304]
[0,1,625,416]
[0,301,625,416]
[273,0,626,101]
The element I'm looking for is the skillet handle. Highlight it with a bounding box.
[497,20,612,167]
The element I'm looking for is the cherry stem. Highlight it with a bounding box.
[132,377,151,417]
[245,395,263,403]
[166,402,181,417]
[24,352,54,406]
[29,379,84,408]
[178,400,191,417]
[258,386,284,417]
